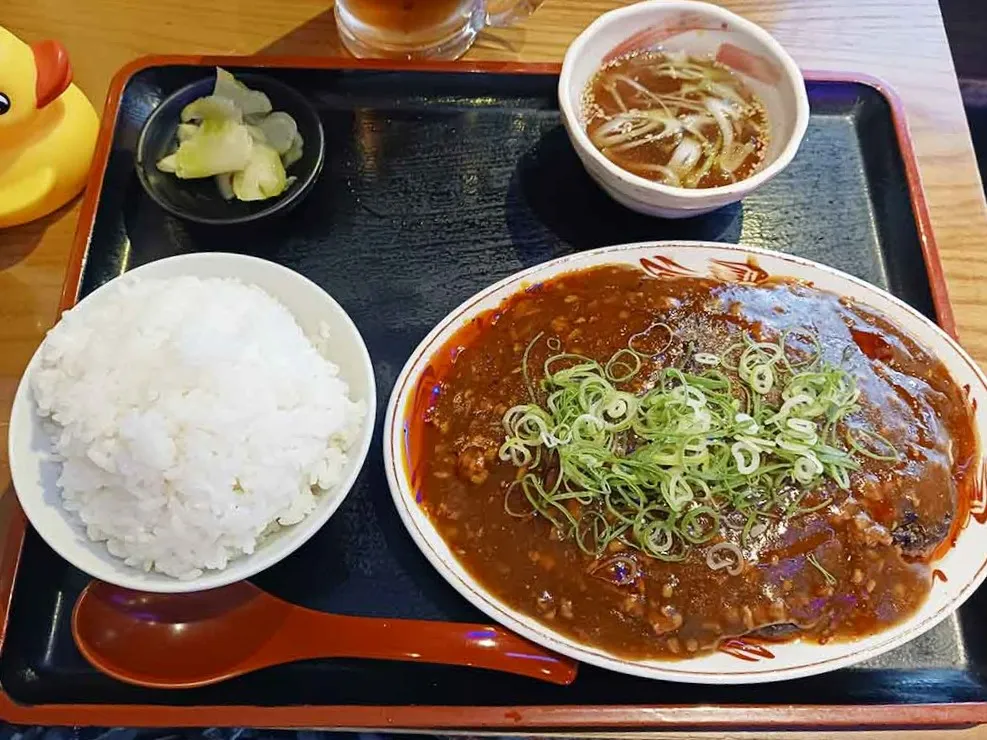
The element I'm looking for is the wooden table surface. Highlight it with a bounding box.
[2,0,987,734]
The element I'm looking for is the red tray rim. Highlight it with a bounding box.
[0,54,971,730]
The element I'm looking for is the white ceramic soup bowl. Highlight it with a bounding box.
[559,1,810,219]
[8,253,376,594]
[385,241,987,684]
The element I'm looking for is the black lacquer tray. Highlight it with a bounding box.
[0,57,979,731]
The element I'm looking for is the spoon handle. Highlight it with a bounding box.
[266,607,578,685]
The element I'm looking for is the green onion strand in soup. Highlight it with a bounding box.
[583,50,770,189]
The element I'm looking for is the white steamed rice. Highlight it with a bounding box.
[31,275,364,579]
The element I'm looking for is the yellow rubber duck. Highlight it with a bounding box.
[0,27,99,228]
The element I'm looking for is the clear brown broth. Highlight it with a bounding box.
[584,51,769,189]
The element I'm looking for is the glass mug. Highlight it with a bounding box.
[336,0,543,60]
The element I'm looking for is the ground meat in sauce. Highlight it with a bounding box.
[411,266,978,659]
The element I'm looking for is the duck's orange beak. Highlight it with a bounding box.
[31,40,72,109]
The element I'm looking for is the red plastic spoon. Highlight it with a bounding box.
[72,580,577,688]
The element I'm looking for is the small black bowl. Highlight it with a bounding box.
[136,73,325,225]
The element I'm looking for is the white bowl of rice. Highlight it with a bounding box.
[8,253,375,593]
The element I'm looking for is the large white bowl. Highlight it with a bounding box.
[384,241,987,684]
[559,1,810,218]
[8,253,376,594]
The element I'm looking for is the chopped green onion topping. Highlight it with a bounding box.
[499,329,899,563]
[806,553,838,586]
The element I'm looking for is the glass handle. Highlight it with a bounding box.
[483,0,543,29]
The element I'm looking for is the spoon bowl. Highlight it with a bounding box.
[72,581,578,688]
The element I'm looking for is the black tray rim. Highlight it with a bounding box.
[0,54,967,731]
